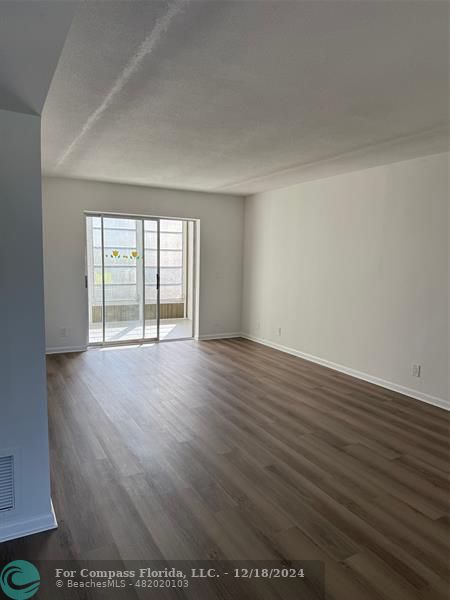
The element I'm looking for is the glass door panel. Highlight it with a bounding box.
[103,216,144,342]
[144,219,159,339]
[158,219,193,340]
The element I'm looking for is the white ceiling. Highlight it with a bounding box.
[42,0,449,194]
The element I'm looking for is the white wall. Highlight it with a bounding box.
[242,153,449,407]
[42,177,244,351]
[0,109,55,541]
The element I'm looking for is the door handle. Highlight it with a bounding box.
[156,273,160,291]
[85,275,88,289]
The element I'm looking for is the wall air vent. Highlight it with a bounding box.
[0,455,14,511]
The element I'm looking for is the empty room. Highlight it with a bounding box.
[0,1,448,599]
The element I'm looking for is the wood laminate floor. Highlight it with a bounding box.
[1,338,448,599]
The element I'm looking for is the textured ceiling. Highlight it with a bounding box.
[42,0,449,194]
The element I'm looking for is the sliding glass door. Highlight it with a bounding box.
[86,214,195,345]
[86,215,159,344]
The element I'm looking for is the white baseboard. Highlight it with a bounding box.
[46,345,87,355]
[241,333,449,412]
[198,332,242,341]
[0,501,58,543]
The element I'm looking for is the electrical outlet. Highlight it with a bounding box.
[60,327,67,338]
[277,327,282,336]
[412,364,421,378]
